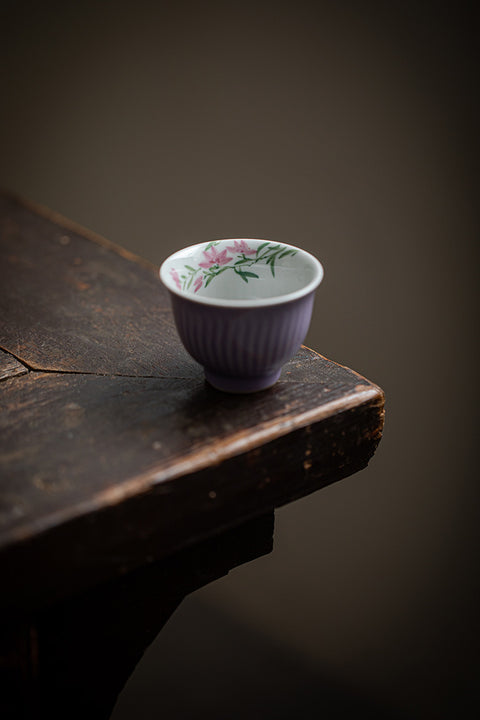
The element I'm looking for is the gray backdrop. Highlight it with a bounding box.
[1,2,478,718]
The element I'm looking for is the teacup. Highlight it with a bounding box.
[160,238,324,392]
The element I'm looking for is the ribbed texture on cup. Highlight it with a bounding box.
[171,292,315,378]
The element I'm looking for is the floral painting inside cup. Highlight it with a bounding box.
[169,239,298,295]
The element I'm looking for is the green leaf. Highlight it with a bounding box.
[242,271,259,279]
[270,258,276,277]
[204,241,218,251]
[234,267,249,283]
[205,274,215,287]
[278,249,293,259]
[185,265,196,272]
[187,275,193,289]
[256,242,270,255]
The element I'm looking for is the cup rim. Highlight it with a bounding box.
[159,239,324,308]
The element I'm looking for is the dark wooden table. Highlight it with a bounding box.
[0,192,384,718]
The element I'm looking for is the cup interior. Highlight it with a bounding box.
[160,239,323,307]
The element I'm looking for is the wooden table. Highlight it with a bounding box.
[0,192,385,718]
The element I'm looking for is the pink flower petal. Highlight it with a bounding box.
[199,245,232,268]
[170,267,182,290]
[227,239,256,255]
[215,248,233,266]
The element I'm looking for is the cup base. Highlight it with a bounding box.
[205,368,282,394]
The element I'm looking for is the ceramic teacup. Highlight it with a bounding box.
[160,238,324,392]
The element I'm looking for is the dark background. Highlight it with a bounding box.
[1,1,478,718]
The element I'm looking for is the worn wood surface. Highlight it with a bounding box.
[0,191,385,611]
[0,192,195,377]
[0,348,27,381]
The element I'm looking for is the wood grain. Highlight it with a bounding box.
[0,192,195,377]
[0,357,380,547]
[0,191,385,611]
[0,348,28,381]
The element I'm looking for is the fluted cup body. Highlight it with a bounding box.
[160,239,323,393]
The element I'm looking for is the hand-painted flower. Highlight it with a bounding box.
[170,267,182,289]
[199,246,233,268]
[193,276,203,293]
[227,239,256,255]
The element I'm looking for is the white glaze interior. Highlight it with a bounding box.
[160,239,323,307]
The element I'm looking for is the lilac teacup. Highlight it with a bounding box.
[160,239,324,392]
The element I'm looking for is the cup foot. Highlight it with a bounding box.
[204,368,282,393]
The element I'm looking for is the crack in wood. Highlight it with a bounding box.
[0,348,29,381]
[0,343,193,381]
[0,342,366,386]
